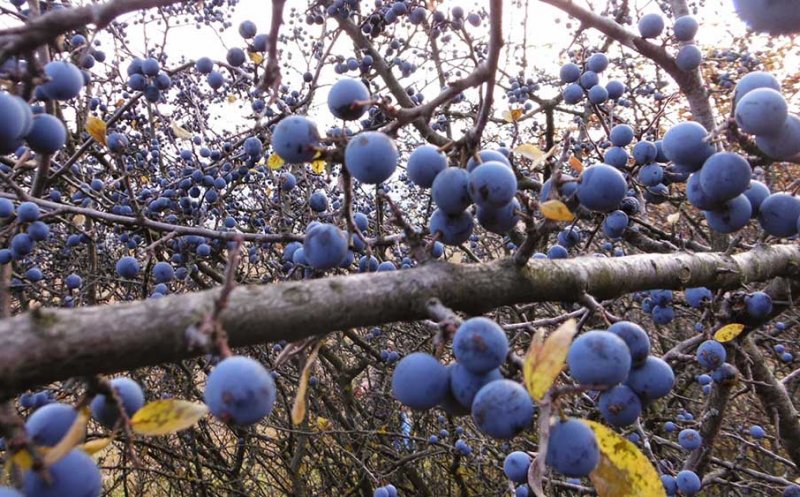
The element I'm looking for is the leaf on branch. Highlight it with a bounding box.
[170,121,194,140]
[85,116,107,146]
[311,159,326,175]
[583,420,666,497]
[130,399,208,436]
[268,153,285,170]
[249,52,264,65]
[80,437,113,457]
[43,406,89,466]
[291,342,322,426]
[568,156,584,173]
[501,108,524,123]
[540,200,575,222]
[714,323,745,343]
[316,416,332,431]
[523,319,577,400]
[513,143,543,161]
[8,448,35,472]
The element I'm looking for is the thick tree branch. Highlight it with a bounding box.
[0,245,797,398]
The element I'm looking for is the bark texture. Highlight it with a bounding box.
[0,244,797,397]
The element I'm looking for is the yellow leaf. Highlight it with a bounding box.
[583,420,666,497]
[523,319,577,400]
[130,399,208,436]
[44,406,89,466]
[316,416,332,431]
[291,342,322,426]
[80,437,113,457]
[227,94,237,103]
[540,200,575,222]
[85,116,107,146]
[10,448,35,471]
[170,121,193,140]
[311,159,325,175]
[268,153,285,170]
[72,214,86,226]
[569,156,584,173]
[501,108,524,123]
[714,323,745,343]
[248,52,264,65]
[513,143,543,161]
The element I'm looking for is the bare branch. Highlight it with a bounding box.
[0,0,183,58]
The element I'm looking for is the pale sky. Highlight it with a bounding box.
[3,0,797,137]
[116,0,782,134]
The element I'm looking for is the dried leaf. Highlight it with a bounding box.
[316,416,332,431]
[568,156,584,173]
[311,159,325,175]
[523,319,577,400]
[513,143,543,161]
[248,52,264,65]
[170,121,193,140]
[85,116,107,146]
[9,448,35,471]
[583,420,666,497]
[268,153,285,170]
[130,399,208,436]
[291,342,322,426]
[540,200,575,222]
[714,323,745,343]
[501,108,524,123]
[80,437,113,457]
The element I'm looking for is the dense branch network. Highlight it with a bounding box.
[0,0,183,58]
[0,0,798,495]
